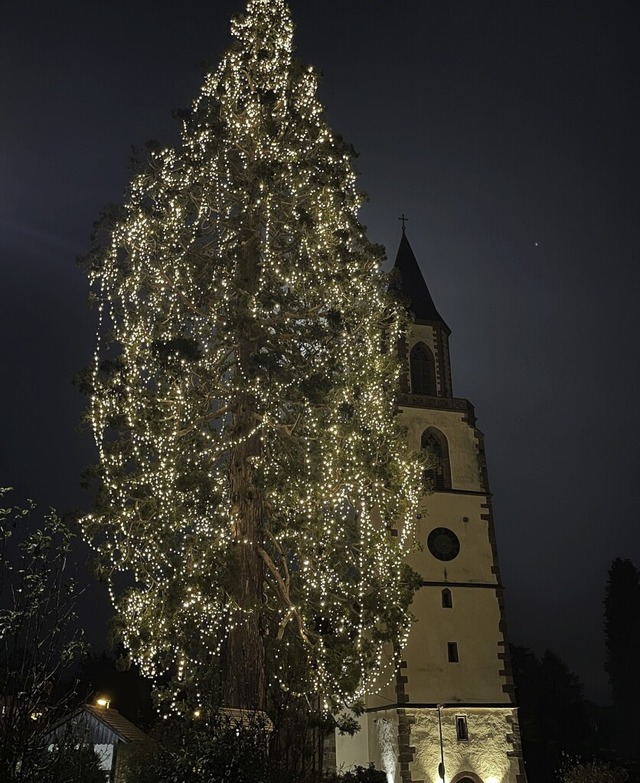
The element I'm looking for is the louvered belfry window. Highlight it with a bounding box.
[410,342,436,396]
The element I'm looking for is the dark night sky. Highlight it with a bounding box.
[2,0,639,705]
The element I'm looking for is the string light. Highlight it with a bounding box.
[82,0,423,713]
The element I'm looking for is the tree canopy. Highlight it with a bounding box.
[82,0,422,714]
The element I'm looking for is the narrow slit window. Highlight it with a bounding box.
[447,642,459,663]
[456,716,468,741]
[442,588,453,608]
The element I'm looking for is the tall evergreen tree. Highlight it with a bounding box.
[82,0,421,716]
[511,645,594,782]
[604,558,640,758]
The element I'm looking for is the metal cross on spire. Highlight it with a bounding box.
[399,213,409,233]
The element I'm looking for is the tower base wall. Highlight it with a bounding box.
[336,707,525,783]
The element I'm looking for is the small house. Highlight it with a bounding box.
[46,703,148,782]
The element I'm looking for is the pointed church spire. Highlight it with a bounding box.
[392,230,449,329]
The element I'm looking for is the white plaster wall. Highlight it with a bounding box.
[400,406,482,493]
[402,586,507,704]
[410,708,521,783]
[373,714,400,783]
[338,710,399,782]
[359,710,400,783]
[408,493,496,584]
[335,713,370,773]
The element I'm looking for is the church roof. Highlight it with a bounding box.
[392,231,449,328]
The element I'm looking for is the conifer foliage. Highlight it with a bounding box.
[604,558,640,758]
[82,0,421,714]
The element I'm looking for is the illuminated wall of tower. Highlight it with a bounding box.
[336,232,526,783]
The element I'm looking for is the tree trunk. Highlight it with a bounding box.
[223,423,266,712]
[222,233,266,713]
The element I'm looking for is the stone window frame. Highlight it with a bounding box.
[456,715,469,742]
[421,427,452,491]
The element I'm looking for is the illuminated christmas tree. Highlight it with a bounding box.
[83,0,421,716]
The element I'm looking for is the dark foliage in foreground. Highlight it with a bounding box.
[0,491,95,782]
[557,756,630,783]
[124,714,270,783]
[26,731,106,783]
[511,645,596,783]
[123,713,385,783]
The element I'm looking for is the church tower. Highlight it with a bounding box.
[335,231,526,783]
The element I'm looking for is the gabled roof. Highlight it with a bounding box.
[84,706,149,743]
[392,231,449,329]
[46,705,149,746]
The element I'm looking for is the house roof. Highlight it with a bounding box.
[45,705,149,746]
[84,706,149,743]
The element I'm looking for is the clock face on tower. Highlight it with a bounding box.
[427,527,460,561]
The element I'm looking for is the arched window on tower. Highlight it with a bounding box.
[442,588,453,608]
[410,342,436,396]
[422,427,452,491]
